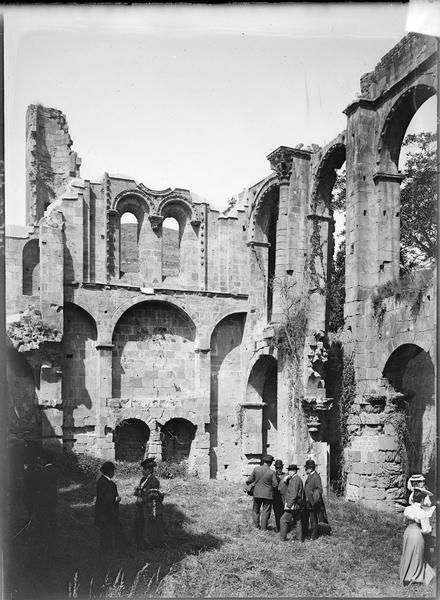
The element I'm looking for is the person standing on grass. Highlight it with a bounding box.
[302,459,326,541]
[134,457,164,548]
[94,461,126,556]
[272,459,285,533]
[399,487,435,586]
[279,464,304,542]
[246,454,278,531]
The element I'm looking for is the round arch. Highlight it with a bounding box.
[378,83,436,172]
[64,301,98,340]
[207,310,247,347]
[161,418,197,462]
[311,141,346,214]
[114,418,150,462]
[107,295,199,345]
[382,343,435,484]
[158,196,194,224]
[245,354,278,457]
[249,176,279,243]
[112,190,152,214]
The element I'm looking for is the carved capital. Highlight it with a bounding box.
[149,214,164,231]
[302,396,334,433]
[266,146,295,184]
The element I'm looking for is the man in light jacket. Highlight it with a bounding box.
[279,464,304,542]
[246,454,278,531]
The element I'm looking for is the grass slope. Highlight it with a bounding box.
[7,471,436,599]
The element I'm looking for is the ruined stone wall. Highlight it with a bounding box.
[26,105,81,226]
[5,33,436,499]
[341,33,437,508]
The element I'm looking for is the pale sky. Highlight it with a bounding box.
[3,3,436,226]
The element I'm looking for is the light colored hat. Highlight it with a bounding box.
[407,474,425,491]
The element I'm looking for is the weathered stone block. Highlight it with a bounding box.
[378,436,399,451]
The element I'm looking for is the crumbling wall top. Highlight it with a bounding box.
[359,33,437,100]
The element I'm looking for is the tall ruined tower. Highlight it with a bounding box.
[26,104,81,226]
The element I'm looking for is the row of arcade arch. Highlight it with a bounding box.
[114,418,196,463]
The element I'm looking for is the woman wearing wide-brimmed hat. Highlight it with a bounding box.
[399,487,435,586]
[133,457,164,548]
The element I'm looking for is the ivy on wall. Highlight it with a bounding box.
[371,266,434,326]
[7,306,61,353]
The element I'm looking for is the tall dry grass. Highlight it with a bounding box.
[8,465,435,599]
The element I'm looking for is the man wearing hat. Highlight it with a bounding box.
[94,461,126,555]
[134,457,163,548]
[272,459,285,532]
[279,464,304,542]
[303,458,324,540]
[246,455,279,531]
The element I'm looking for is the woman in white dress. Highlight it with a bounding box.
[399,487,435,586]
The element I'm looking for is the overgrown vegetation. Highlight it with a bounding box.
[400,132,437,269]
[371,265,434,325]
[7,305,61,352]
[270,276,309,403]
[328,166,346,333]
[23,448,191,483]
[333,349,356,495]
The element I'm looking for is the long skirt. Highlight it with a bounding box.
[399,523,435,585]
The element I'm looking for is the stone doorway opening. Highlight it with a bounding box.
[114,418,150,462]
[161,418,196,462]
[244,355,278,460]
[382,344,435,489]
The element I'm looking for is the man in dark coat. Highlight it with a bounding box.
[246,454,278,531]
[302,458,325,540]
[272,459,285,532]
[94,461,126,555]
[279,464,304,542]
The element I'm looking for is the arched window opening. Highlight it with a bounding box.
[115,418,150,462]
[22,239,40,296]
[313,142,346,334]
[245,355,278,460]
[397,96,436,273]
[120,211,139,274]
[162,216,180,280]
[328,161,346,333]
[382,344,435,490]
[254,185,279,324]
[161,418,196,462]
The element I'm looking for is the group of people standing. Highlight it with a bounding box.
[94,457,164,556]
[245,455,329,541]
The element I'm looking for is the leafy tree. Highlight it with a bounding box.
[328,240,346,333]
[399,131,437,270]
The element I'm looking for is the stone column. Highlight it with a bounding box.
[266,146,295,323]
[241,402,265,475]
[147,429,162,460]
[107,209,120,282]
[373,172,404,286]
[96,343,115,458]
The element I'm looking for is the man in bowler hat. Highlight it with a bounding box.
[303,458,324,540]
[272,459,285,532]
[246,455,278,531]
[94,461,126,555]
[279,464,304,542]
